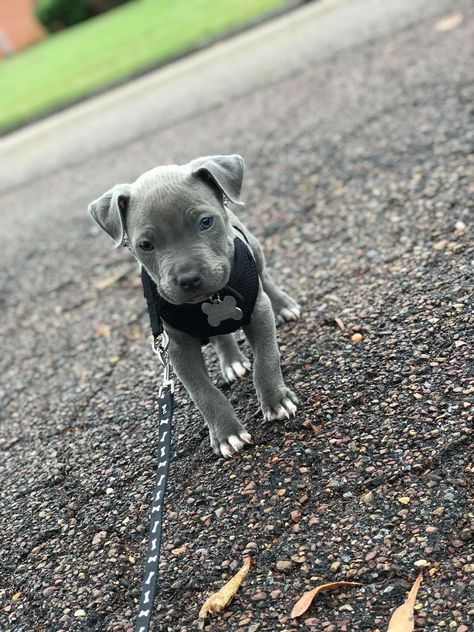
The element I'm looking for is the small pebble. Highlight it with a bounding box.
[414,559,429,567]
[276,560,292,571]
[42,587,55,597]
[92,531,107,546]
[171,546,187,556]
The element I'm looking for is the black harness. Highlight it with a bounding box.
[141,231,259,344]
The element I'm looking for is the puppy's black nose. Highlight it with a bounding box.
[178,270,202,290]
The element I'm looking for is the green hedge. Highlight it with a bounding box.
[35,0,132,33]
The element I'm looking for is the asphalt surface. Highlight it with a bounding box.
[1,0,473,630]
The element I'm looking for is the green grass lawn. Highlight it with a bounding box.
[0,0,292,134]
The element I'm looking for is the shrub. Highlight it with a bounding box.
[35,0,93,32]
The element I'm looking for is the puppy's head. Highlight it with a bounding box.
[89,155,245,305]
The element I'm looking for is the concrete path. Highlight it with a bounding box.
[1,0,472,630]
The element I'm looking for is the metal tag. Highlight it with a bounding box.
[201,295,243,327]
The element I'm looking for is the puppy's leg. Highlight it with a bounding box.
[168,330,252,458]
[211,334,251,383]
[242,228,301,323]
[244,287,298,421]
[260,268,301,324]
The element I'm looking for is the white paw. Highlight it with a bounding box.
[224,360,251,383]
[262,393,298,421]
[277,304,301,324]
[215,431,253,458]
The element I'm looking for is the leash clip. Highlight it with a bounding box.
[152,330,169,364]
[152,331,175,396]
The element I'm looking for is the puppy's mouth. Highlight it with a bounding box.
[185,294,212,305]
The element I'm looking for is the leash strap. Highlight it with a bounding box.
[134,263,174,632]
[135,386,173,632]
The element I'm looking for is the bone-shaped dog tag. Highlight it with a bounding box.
[201,295,243,327]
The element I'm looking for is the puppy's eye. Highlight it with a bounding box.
[137,240,154,252]
[199,216,214,231]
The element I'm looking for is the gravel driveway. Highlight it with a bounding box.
[0,0,472,630]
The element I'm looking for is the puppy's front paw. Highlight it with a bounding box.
[210,424,253,459]
[260,388,298,421]
[272,294,301,324]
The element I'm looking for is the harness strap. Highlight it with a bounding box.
[233,224,250,246]
[141,266,163,338]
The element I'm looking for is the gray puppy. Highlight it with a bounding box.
[89,155,300,458]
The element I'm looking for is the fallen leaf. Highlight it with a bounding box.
[290,581,361,618]
[199,557,252,620]
[433,13,463,32]
[12,592,22,601]
[398,497,410,505]
[428,566,440,579]
[94,264,132,290]
[334,316,345,332]
[123,324,141,340]
[94,323,111,338]
[386,572,423,631]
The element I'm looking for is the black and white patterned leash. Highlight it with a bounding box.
[134,267,175,632]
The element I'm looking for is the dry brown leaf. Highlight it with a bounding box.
[433,13,463,32]
[291,581,361,618]
[94,323,111,338]
[198,557,252,620]
[386,572,423,632]
[428,565,440,579]
[123,324,141,340]
[334,316,345,332]
[94,264,132,290]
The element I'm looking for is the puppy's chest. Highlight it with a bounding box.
[156,236,259,344]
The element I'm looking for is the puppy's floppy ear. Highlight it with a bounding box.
[88,184,131,247]
[190,154,245,206]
